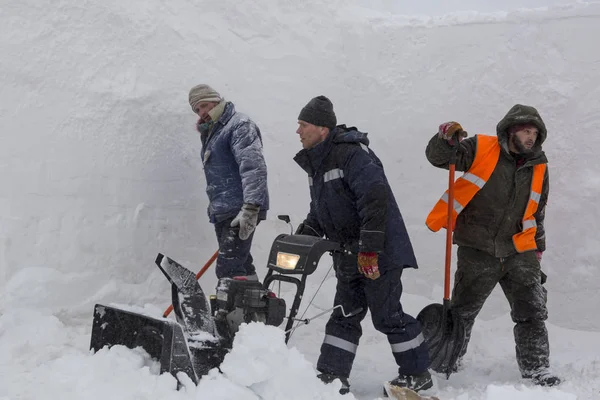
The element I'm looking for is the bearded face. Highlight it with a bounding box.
[509,127,539,154]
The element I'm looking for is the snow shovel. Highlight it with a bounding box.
[163,249,219,317]
[416,137,466,378]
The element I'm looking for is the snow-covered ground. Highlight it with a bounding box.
[1,1,600,399]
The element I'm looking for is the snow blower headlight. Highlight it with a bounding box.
[276,252,300,270]
[267,234,340,275]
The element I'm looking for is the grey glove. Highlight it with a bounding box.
[230,203,260,240]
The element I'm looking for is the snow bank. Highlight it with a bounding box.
[1,0,600,399]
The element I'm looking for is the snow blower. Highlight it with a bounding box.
[89,231,341,385]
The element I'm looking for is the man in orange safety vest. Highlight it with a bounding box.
[425,104,560,387]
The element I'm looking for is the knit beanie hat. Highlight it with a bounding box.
[189,84,222,111]
[298,96,337,130]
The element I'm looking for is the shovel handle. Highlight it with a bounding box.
[444,164,455,301]
[444,137,460,301]
[162,249,219,317]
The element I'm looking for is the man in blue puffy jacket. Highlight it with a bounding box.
[189,84,269,280]
[293,96,431,395]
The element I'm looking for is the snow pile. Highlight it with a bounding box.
[0,309,586,400]
[0,311,347,400]
[208,322,351,399]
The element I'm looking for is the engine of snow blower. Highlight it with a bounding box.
[211,276,287,345]
[89,233,340,386]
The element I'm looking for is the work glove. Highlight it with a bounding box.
[230,203,260,240]
[438,121,468,143]
[535,251,543,262]
[357,252,380,280]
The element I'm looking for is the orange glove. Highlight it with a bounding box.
[358,252,380,280]
[438,121,468,142]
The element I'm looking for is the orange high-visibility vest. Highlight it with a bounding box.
[426,134,547,253]
[513,163,546,252]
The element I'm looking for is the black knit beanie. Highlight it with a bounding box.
[298,95,337,130]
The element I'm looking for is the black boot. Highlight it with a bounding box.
[317,372,350,395]
[523,368,562,387]
[389,370,433,392]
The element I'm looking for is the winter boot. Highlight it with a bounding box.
[389,370,433,392]
[523,368,562,387]
[317,372,350,395]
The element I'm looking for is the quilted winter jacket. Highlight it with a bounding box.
[200,102,269,222]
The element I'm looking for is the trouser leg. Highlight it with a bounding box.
[499,251,550,375]
[365,266,430,375]
[317,253,368,378]
[451,246,503,357]
[213,217,257,279]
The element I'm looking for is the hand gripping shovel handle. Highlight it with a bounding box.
[162,249,219,317]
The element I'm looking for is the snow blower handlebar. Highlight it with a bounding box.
[263,233,342,343]
[278,214,294,235]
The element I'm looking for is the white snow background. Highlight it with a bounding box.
[1,0,599,399]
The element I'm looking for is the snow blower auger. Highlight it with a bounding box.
[89,230,340,386]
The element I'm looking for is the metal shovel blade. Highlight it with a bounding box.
[417,300,466,378]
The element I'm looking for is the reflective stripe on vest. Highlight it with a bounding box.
[425,135,501,232]
[512,163,546,252]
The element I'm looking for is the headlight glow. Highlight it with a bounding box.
[276,252,300,270]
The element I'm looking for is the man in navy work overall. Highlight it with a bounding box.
[293,95,431,394]
[189,84,269,281]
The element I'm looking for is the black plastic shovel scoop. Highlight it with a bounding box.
[417,139,466,379]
